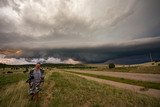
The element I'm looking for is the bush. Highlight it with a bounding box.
[108,63,115,69]
[7,71,13,73]
[23,70,28,73]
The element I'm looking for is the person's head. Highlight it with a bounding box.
[35,62,41,70]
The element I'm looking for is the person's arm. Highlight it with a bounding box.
[26,69,34,83]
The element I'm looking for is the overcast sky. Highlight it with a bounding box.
[0,0,160,64]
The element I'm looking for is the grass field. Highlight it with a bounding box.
[66,71,160,90]
[0,73,27,89]
[0,69,160,107]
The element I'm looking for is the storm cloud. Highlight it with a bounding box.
[0,0,160,64]
[1,37,159,64]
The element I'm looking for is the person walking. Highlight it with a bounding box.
[26,62,45,100]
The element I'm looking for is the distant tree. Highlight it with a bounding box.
[108,63,115,69]
[0,63,6,70]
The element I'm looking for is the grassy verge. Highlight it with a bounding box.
[50,71,160,107]
[66,71,160,90]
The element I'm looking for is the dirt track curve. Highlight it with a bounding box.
[68,72,160,98]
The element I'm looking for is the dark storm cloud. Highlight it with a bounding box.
[4,38,159,63]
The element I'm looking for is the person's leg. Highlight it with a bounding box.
[29,82,34,95]
[29,82,36,100]
[32,82,40,101]
[35,82,41,93]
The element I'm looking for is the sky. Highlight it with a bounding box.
[0,0,160,64]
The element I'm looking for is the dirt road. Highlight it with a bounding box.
[67,70,160,83]
[68,72,160,98]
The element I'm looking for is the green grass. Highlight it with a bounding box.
[0,73,27,89]
[50,71,160,107]
[66,71,160,90]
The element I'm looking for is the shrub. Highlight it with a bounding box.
[23,70,27,73]
[7,71,13,73]
[108,63,115,69]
